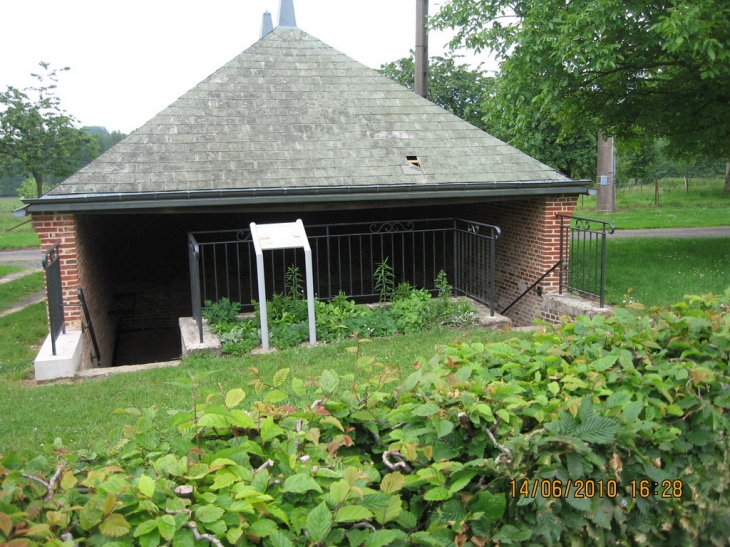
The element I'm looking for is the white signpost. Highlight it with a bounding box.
[249,220,316,350]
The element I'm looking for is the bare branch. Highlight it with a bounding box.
[524,428,547,443]
[186,521,224,547]
[254,459,274,475]
[485,428,512,464]
[21,466,62,501]
[382,451,412,473]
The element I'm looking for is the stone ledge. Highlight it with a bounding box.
[179,317,221,357]
[542,292,612,320]
[34,331,83,381]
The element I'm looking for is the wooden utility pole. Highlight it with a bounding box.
[415,0,429,98]
[596,131,615,212]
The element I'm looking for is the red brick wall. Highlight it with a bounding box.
[450,195,578,326]
[32,214,81,328]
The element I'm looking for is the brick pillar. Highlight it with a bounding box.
[540,196,578,291]
[32,213,81,329]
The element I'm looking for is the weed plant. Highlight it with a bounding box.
[204,269,479,353]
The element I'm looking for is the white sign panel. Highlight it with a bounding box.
[255,222,308,250]
[250,220,316,351]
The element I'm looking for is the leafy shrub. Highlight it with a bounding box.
[202,297,241,325]
[3,291,730,546]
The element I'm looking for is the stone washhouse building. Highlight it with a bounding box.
[18,1,589,378]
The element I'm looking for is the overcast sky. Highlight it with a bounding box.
[0,0,496,134]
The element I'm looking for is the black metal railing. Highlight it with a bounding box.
[558,214,615,307]
[42,242,64,356]
[188,218,501,341]
[77,287,101,366]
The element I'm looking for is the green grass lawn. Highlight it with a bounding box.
[0,197,40,250]
[0,327,527,459]
[605,238,730,307]
[575,177,730,229]
[0,265,25,277]
[0,271,44,312]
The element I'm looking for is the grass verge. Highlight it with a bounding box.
[0,265,25,278]
[575,177,730,229]
[0,302,48,381]
[605,238,730,307]
[0,271,44,312]
[0,327,528,459]
[0,197,40,250]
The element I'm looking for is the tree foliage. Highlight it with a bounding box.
[431,0,730,177]
[379,52,495,133]
[0,63,98,198]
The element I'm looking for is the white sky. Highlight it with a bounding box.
[0,0,496,134]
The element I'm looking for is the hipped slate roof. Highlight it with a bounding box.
[26,27,585,212]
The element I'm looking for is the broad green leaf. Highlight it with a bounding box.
[272,368,290,387]
[496,409,511,423]
[264,389,288,403]
[424,487,450,501]
[434,419,454,438]
[226,528,243,544]
[365,529,407,547]
[261,417,285,442]
[269,530,295,547]
[492,524,532,542]
[195,504,225,523]
[412,403,440,417]
[291,377,306,398]
[605,391,631,408]
[470,491,506,523]
[576,416,620,444]
[330,479,351,503]
[230,410,256,429]
[306,501,333,543]
[410,531,445,546]
[99,514,131,537]
[283,473,324,494]
[448,472,477,494]
[336,505,374,522]
[623,400,643,422]
[103,493,117,516]
[380,472,405,494]
[248,518,278,537]
[321,415,345,432]
[591,355,618,372]
[225,388,246,409]
[137,475,155,498]
[157,515,176,541]
[197,413,231,429]
[134,520,158,537]
[211,469,238,490]
[320,369,340,394]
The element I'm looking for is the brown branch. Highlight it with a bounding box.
[21,466,62,501]
[382,451,412,473]
[485,428,512,464]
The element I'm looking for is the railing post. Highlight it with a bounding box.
[188,233,203,343]
[600,224,608,307]
[42,242,64,356]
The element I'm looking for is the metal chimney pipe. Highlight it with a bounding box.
[415,0,429,98]
[278,0,297,29]
[260,11,273,38]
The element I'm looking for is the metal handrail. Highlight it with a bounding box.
[77,287,101,366]
[500,261,562,315]
[557,214,615,307]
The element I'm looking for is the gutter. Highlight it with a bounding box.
[19,179,590,214]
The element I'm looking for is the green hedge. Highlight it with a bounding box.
[2,290,730,547]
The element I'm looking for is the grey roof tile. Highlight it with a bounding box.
[49,27,569,197]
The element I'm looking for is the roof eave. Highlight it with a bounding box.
[22,180,590,213]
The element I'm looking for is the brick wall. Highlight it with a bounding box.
[450,195,578,326]
[32,214,82,328]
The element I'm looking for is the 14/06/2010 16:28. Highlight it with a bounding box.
[509,479,684,499]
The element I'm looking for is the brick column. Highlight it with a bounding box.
[32,213,81,329]
[540,196,578,290]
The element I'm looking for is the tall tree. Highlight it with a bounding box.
[0,63,98,198]
[431,0,730,191]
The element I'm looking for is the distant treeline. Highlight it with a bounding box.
[0,126,127,197]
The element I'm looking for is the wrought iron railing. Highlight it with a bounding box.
[77,287,101,366]
[42,242,64,356]
[558,214,615,306]
[188,218,501,341]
